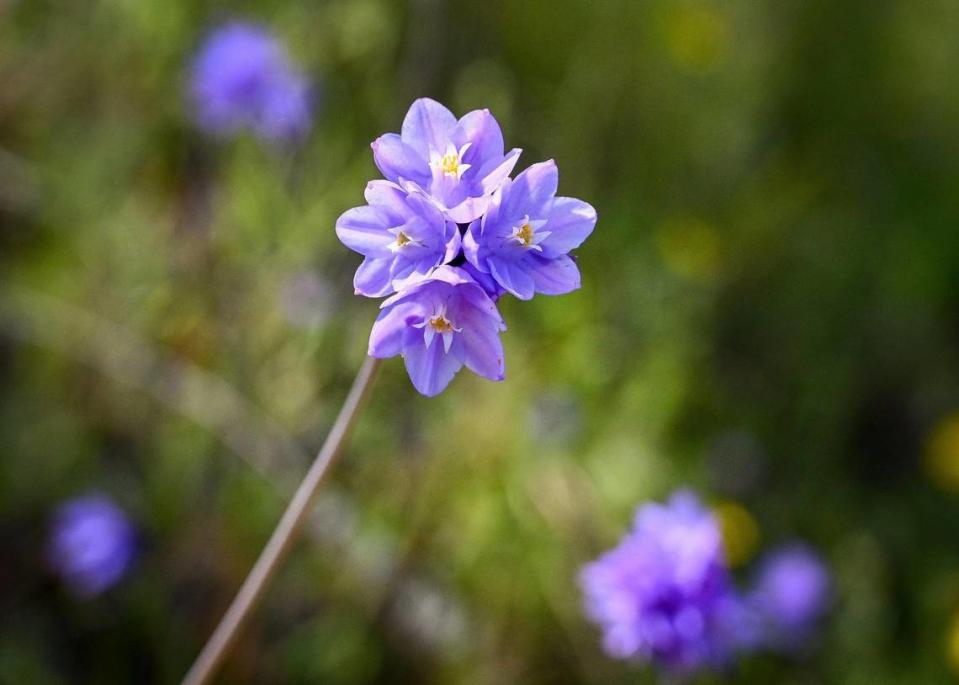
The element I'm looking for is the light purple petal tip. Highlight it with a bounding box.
[403,337,464,396]
[401,98,458,158]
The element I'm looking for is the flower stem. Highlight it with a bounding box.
[182,356,381,685]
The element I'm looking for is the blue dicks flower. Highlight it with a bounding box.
[463,160,597,300]
[371,98,521,223]
[368,266,506,397]
[48,495,137,598]
[190,23,312,143]
[580,491,748,672]
[749,543,831,651]
[336,181,461,297]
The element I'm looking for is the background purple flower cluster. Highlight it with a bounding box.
[190,23,312,144]
[48,494,137,598]
[336,98,597,396]
[580,491,830,673]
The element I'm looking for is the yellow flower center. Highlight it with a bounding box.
[515,222,534,247]
[395,231,411,247]
[440,152,461,177]
[428,315,454,333]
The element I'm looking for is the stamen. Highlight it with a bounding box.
[428,315,455,333]
[515,222,534,247]
[510,215,549,251]
[416,310,461,352]
[388,229,421,253]
[430,142,472,180]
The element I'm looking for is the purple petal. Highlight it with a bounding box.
[528,254,582,295]
[354,257,394,297]
[391,254,442,291]
[462,223,484,270]
[419,264,473,288]
[502,160,558,219]
[489,257,536,300]
[477,148,522,195]
[335,206,393,257]
[401,98,457,158]
[457,313,505,381]
[371,133,429,185]
[403,336,463,397]
[443,228,463,263]
[363,180,417,220]
[540,197,597,257]
[454,109,505,165]
[369,301,422,357]
[460,262,505,301]
[403,191,448,229]
[446,194,491,224]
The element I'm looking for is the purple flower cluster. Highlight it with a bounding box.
[580,492,748,671]
[48,494,137,597]
[190,23,312,143]
[580,491,831,673]
[337,98,596,396]
[747,543,831,652]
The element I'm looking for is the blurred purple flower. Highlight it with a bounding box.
[190,22,312,143]
[48,495,136,597]
[368,266,505,396]
[336,181,461,297]
[371,98,521,223]
[749,543,831,651]
[464,161,596,300]
[580,491,750,672]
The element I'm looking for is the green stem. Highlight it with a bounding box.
[182,356,381,685]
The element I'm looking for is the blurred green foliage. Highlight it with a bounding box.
[3,0,959,683]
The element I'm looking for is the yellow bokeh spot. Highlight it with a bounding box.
[665,5,729,73]
[925,413,959,492]
[714,501,759,568]
[947,610,959,674]
[655,215,723,281]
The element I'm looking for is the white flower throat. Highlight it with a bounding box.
[510,215,550,250]
[413,307,461,352]
[430,142,472,181]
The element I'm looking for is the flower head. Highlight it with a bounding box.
[580,491,749,671]
[338,97,595,396]
[368,266,506,396]
[48,494,137,597]
[371,98,521,223]
[748,543,831,651]
[190,22,312,143]
[464,161,596,300]
[336,181,461,297]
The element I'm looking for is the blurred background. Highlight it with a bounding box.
[3,0,959,682]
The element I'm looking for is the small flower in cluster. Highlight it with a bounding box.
[48,494,137,597]
[337,98,596,396]
[464,161,596,299]
[369,266,505,397]
[748,543,831,651]
[190,22,312,143]
[336,181,460,298]
[579,491,750,671]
